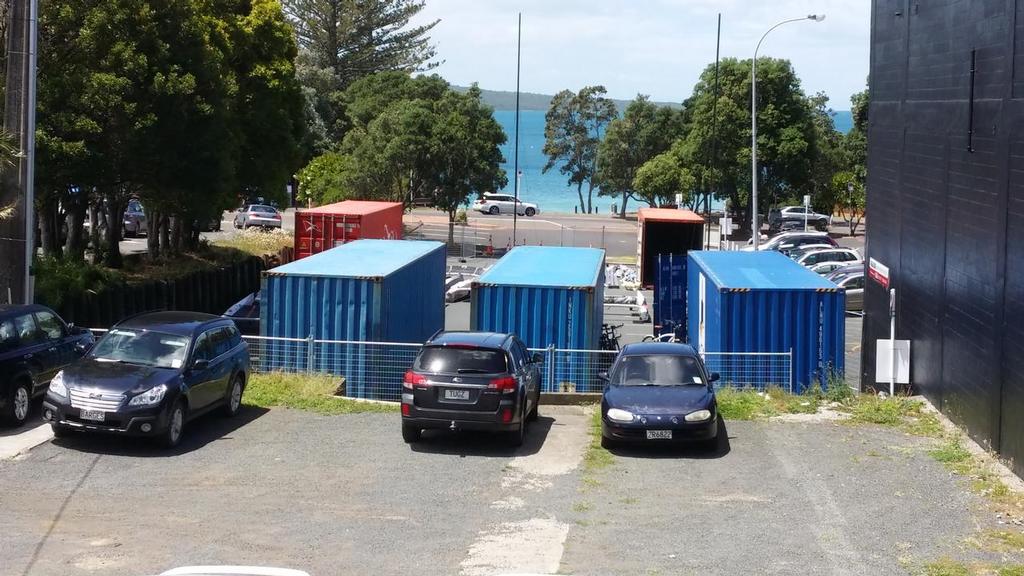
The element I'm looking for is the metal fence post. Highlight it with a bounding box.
[546,345,556,392]
[788,349,794,394]
[307,334,315,373]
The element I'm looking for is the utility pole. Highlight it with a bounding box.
[0,0,37,304]
[512,13,522,247]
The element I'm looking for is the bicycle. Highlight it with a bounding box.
[642,320,685,343]
[600,323,623,351]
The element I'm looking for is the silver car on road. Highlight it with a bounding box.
[233,205,282,229]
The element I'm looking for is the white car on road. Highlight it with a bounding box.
[473,193,539,216]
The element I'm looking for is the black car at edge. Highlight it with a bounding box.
[43,311,250,448]
[0,304,94,426]
[600,342,720,449]
[401,331,542,446]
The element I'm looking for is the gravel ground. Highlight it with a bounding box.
[0,405,1013,576]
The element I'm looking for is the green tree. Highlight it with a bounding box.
[632,148,696,208]
[596,95,681,217]
[283,0,439,148]
[832,170,865,235]
[429,85,507,243]
[542,86,618,214]
[679,57,816,233]
[297,151,355,204]
[805,92,845,215]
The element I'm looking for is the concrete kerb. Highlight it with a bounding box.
[917,395,1024,493]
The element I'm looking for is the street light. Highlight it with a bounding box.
[750,13,825,249]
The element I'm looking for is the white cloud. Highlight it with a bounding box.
[412,0,869,107]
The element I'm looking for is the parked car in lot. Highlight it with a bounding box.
[401,331,541,447]
[0,305,94,427]
[743,231,837,252]
[43,312,250,448]
[233,204,282,229]
[826,266,866,311]
[473,193,539,216]
[768,205,832,232]
[809,261,853,275]
[123,198,147,237]
[794,248,861,268]
[600,342,719,449]
[779,243,835,258]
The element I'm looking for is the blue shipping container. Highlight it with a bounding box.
[471,246,605,391]
[654,253,687,339]
[686,251,845,392]
[261,240,446,398]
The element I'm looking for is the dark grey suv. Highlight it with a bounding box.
[401,331,542,446]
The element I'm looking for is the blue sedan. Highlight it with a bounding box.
[600,342,720,449]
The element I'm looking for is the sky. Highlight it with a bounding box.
[409,0,870,110]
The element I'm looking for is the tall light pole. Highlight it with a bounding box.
[751,14,824,249]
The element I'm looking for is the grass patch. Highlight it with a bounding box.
[715,386,822,420]
[926,435,1024,516]
[245,372,399,415]
[214,227,293,257]
[572,501,593,513]
[974,530,1024,554]
[914,559,1024,576]
[583,409,614,473]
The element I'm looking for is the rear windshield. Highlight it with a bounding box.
[610,355,705,386]
[251,205,277,213]
[414,346,508,374]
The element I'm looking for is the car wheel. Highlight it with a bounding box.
[489,206,499,215]
[51,424,71,438]
[223,374,244,417]
[527,398,539,422]
[402,422,421,444]
[159,401,186,449]
[816,219,829,231]
[525,207,536,217]
[2,380,31,426]
[507,409,525,447]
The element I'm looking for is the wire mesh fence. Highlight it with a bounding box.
[89,331,794,398]
[702,351,794,393]
[535,348,618,393]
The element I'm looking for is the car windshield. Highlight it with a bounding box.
[610,355,705,386]
[89,328,190,369]
[251,205,277,214]
[414,346,507,374]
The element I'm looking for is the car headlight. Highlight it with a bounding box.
[606,408,635,423]
[685,409,712,422]
[128,384,168,407]
[48,371,68,398]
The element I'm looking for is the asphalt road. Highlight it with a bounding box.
[0,406,1009,576]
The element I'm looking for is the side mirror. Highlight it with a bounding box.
[532,353,544,364]
[74,340,91,354]
[709,372,721,383]
[597,371,609,382]
[191,359,210,372]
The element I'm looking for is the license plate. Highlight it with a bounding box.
[443,389,471,401]
[79,409,105,422]
[646,430,672,440]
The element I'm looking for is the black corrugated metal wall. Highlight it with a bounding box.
[865,0,1024,476]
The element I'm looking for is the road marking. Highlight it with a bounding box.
[460,410,588,576]
[460,518,570,576]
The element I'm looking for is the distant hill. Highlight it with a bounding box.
[453,85,680,113]
[455,85,853,134]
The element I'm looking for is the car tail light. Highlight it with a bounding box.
[501,408,513,423]
[403,370,427,389]
[401,404,410,416]
[488,377,517,393]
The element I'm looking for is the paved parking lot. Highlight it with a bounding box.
[0,403,1013,576]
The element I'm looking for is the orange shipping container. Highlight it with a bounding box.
[636,208,705,288]
[295,201,404,260]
